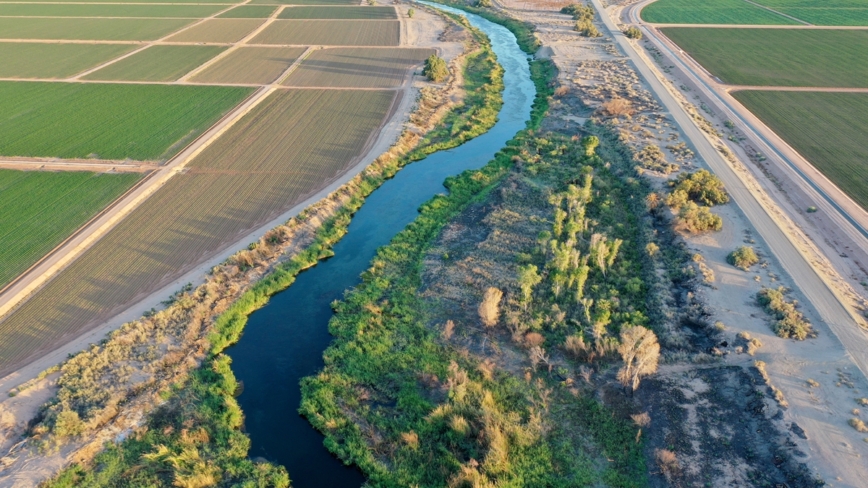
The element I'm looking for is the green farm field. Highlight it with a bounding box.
[251,19,400,45]
[83,45,225,81]
[0,17,193,40]
[278,6,398,19]
[0,170,141,288]
[662,28,868,87]
[0,43,135,78]
[0,82,251,160]
[734,90,868,209]
[284,47,432,88]
[0,4,226,18]
[217,5,277,17]
[775,7,868,25]
[165,18,265,43]
[0,89,398,374]
[640,0,798,24]
[191,46,306,84]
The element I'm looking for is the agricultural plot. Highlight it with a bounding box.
[251,19,400,45]
[0,82,252,160]
[0,43,135,78]
[278,6,398,19]
[217,5,278,18]
[0,17,193,40]
[0,4,226,18]
[0,170,141,288]
[249,0,360,4]
[661,28,868,87]
[284,47,432,88]
[773,7,868,25]
[190,46,306,84]
[640,0,798,25]
[0,89,398,375]
[83,45,226,82]
[165,18,266,43]
[733,90,868,209]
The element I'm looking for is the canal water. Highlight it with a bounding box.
[227,4,535,486]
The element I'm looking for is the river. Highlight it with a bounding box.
[226,4,534,486]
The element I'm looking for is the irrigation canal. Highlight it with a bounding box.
[227,5,535,486]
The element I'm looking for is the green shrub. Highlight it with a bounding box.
[624,26,642,39]
[667,169,729,208]
[576,19,601,37]
[423,54,449,82]
[757,287,813,340]
[676,202,723,233]
[727,246,759,270]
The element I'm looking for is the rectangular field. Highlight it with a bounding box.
[165,18,266,43]
[0,17,193,40]
[661,28,868,87]
[251,19,400,45]
[83,45,226,81]
[0,82,252,160]
[249,0,360,4]
[733,91,868,210]
[0,4,226,18]
[0,89,398,374]
[217,5,278,18]
[0,43,135,78]
[191,46,306,84]
[640,0,798,25]
[284,47,432,88]
[0,170,141,288]
[775,8,868,26]
[278,6,397,19]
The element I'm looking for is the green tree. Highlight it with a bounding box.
[517,264,542,303]
[423,54,449,82]
[624,26,642,39]
[581,135,600,156]
[727,246,759,270]
[408,8,415,18]
[668,169,729,207]
[677,202,723,233]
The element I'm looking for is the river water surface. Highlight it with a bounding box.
[227,5,534,486]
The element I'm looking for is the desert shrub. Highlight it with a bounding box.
[478,287,503,327]
[655,448,680,480]
[849,418,868,433]
[676,202,723,233]
[576,19,601,37]
[52,410,84,438]
[857,398,868,407]
[602,97,635,117]
[408,8,414,17]
[756,287,813,340]
[423,54,449,82]
[666,169,728,207]
[617,326,660,392]
[624,26,642,39]
[634,144,677,174]
[728,246,759,270]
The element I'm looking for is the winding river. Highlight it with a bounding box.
[227,5,534,486]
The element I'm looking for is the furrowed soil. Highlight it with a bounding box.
[82,45,226,82]
[191,46,307,85]
[164,18,267,43]
[661,27,868,87]
[217,5,278,18]
[0,43,135,78]
[250,19,400,45]
[283,47,433,88]
[0,89,398,377]
[277,5,398,19]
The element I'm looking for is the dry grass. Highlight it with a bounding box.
[284,47,433,88]
[191,46,307,84]
[165,18,266,43]
[250,19,400,46]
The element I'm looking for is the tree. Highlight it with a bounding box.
[478,287,503,327]
[624,26,642,39]
[727,246,759,270]
[676,202,723,233]
[407,8,414,18]
[617,325,660,392]
[668,169,729,207]
[517,264,542,304]
[423,54,449,82]
[581,135,599,156]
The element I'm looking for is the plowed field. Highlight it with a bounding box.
[217,5,278,18]
[278,6,397,19]
[83,45,226,82]
[284,47,431,88]
[251,19,400,45]
[191,46,307,84]
[165,18,266,43]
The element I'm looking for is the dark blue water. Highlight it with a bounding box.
[226,5,534,487]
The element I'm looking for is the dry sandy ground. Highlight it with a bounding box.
[502,0,868,485]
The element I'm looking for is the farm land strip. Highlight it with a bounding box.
[0,43,135,78]
[283,47,433,88]
[0,82,252,160]
[0,17,194,41]
[164,18,267,43]
[660,27,868,88]
[190,46,307,85]
[0,89,399,377]
[249,0,360,4]
[640,0,799,25]
[733,90,868,210]
[82,45,227,82]
[0,170,141,288]
[251,19,401,45]
[0,4,227,18]
[278,5,398,19]
[217,5,279,17]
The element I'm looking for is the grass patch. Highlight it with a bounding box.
[640,0,798,25]
[0,17,192,40]
[191,46,306,84]
[0,82,252,160]
[0,43,135,78]
[662,27,868,87]
[0,170,141,288]
[733,90,868,210]
[278,5,397,19]
[251,19,400,45]
[0,4,225,18]
[216,5,277,18]
[83,45,225,81]
[165,18,266,43]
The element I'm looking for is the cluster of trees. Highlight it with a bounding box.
[757,287,813,340]
[423,54,449,82]
[562,3,601,37]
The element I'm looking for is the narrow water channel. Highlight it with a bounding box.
[227,5,534,486]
